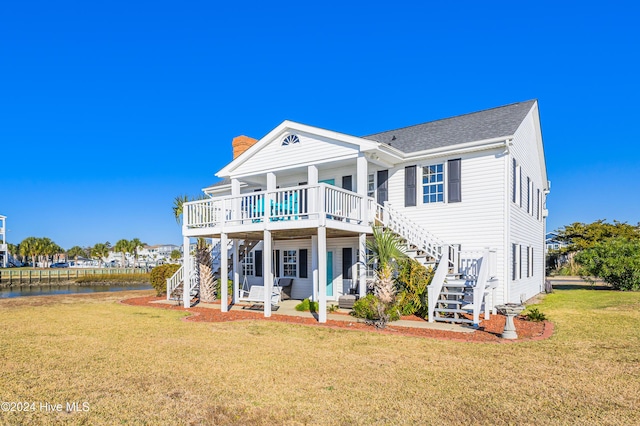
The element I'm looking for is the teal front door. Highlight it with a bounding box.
[326,251,334,297]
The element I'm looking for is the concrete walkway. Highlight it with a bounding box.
[154,298,475,333]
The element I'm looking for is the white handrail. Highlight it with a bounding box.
[378,202,445,260]
[428,244,450,323]
[183,184,365,229]
[166,265,184,300]
[472,249,491,326]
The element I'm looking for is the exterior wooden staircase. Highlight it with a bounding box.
[373,201,496,326]
[167,239,257,304]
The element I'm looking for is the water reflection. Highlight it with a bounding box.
[0,284,152,298]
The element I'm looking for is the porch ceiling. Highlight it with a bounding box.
[199,227,368,242]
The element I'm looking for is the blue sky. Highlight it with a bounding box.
[1,1,639,249]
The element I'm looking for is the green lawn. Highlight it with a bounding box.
[0,286,639,425]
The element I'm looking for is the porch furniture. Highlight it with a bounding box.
[277,278,294,300]
[239,285,281,306]
[338,294,357,309]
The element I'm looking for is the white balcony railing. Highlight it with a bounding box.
[183,184,365,230]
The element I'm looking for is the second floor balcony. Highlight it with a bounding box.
[183,183,376,237]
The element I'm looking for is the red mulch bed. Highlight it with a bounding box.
[121,296,553,343]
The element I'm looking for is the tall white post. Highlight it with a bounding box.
[318,226,327,323]
[233,238,240,303]
[356,153,368,224]
[263,229,272,317]
[308,165,318,216]
[220,233,228,312]
[311,235,318,302]
[231,178,241,223]
[359,233,367,297]
[183,236,191,308]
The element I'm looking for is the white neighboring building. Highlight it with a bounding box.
[106,244,181,267]
[0,215,7,268]
[170,100,549,324]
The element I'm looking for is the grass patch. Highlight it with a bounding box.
[74,273,150,284]
[0,285,639,424]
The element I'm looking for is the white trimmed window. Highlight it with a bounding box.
[528,246,534,277]
[242,251,254,276]
[367,173,375,198]
[283,250,297,277]
[422,164,444,203]
[512,244,522,280]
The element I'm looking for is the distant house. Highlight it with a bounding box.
[169,100,549,324]
[0,215,7,268]
[546,232,568,251]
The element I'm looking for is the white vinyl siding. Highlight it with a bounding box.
[509,105,546,303]
[232,132,360,176]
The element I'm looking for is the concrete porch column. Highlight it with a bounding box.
[263,229,272,317]
[318,226,327,323]
[359,233,367,297]
[220,233,228,312]
[183,236,191,308]
[311,235,318,302]
[232,238,239,304]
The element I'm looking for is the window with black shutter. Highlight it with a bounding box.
[404,166,416,207]
[447,159,461,203]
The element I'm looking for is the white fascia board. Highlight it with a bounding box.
[402,138,510,162]
[531,101,549,190]
[216,120,380,178]
[203,182,248,195]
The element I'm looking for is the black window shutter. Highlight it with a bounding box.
[299,249,308,278]
[341,175,352,191]
[255,250,263,277]
[527,177,531,213]
[512,244,517,280]
[377,170,388,204]
[519,167,523,207]
[274,250,280,277]
[342,248,353,280]
[404,166,416,207]
[447,159,461,203]
[512,159,517,203]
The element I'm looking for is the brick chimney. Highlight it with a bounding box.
[232,135,258,159]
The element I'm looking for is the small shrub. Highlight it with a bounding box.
[525,307,547,322]
[295,299,318,312]
[150,264,181,296]
[350,294,400,328]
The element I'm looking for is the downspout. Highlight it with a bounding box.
[503,140,513,305]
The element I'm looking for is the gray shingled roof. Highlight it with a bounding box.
[363,100,536,153]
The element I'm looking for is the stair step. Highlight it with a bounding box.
[441,291,466,297]
[434,307,471,314]
[434,316,474,324]
[436,300,463,305]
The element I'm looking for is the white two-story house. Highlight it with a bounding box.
[169,100,549,324]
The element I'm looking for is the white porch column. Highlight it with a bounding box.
[263,229,272,317]
[356,153,368,224]
[220,233,228,312]
[233,238,240,303]
[359,233,367,297]
[318,226,327,323]
[231,178,241,222]
[308,165,318,216]
[311,235,318,302]
[182,236,191,308]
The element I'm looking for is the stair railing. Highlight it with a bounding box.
[166,265,184,300]
[472,249,491,326]
[427,244,450,323]
[377,202,445,260]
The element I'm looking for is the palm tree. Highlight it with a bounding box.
[129,238,145,268]
[19,237,38,267]
[173,195,189,225]
[91,243,109,267]
[173,195,214,302]
[366,227,407,324]
[67,246,85,263]
[114,239,130,268]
